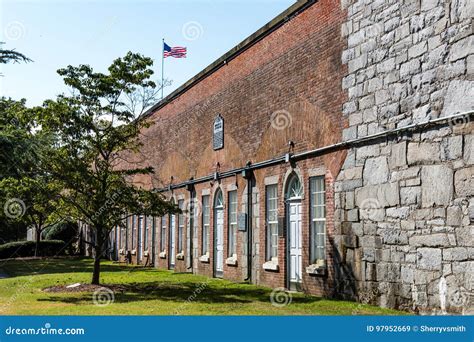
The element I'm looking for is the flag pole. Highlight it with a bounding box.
[161,38,165,100]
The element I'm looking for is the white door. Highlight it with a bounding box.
[289,201,302,286]
[215,209,224,276]
[170,215,176,268]
[137,217,143,262]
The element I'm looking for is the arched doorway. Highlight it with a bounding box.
[213,189,224,278]
[285,173,303,291]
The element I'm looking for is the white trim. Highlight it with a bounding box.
[226,255,238,266]
[199,254,210,263]
[263,259,279,271]
[159,251,167,259]
[202,189,211,196]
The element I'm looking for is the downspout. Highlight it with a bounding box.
[186,182,195,271]
[151,216,156,267]
[243,165,253,282]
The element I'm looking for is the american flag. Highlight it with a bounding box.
[163,42,187,58]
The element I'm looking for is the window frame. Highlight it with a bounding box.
[227,190,238,257]
[265,184,279,261]
[178,199,185,253]
[309,176,326,264]
[143,216,149,251]
[160,216,167,252]
[131,215,136,249]
[202,195,210,255]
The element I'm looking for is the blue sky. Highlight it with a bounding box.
[1,0,295,106]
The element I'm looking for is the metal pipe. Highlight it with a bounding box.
[155,110,473,192]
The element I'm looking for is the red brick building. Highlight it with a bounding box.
[110,0,347,296]
[81,0,474,312]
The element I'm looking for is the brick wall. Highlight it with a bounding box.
[117,0,348,298]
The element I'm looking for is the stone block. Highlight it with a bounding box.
[417,248,442,270]
[410,234,449,247]
[441,135,463,160]
[390,141,407,168]
[401,265,414,283]
[407,142,440,164]
[421,165,453,207]
[441,80,474,117]
[449,35,474,62]
[400,186,421,205]
[464,134,474,165]
[443,247,469,261]
[454,167,474,197]
[386,207,410,219]
[355,182,400,208]
[363,156,389,185]
[446,205,462,226]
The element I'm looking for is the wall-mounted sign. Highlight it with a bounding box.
[238,213,247,231]
[213,114,224,150]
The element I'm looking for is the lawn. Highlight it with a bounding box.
[0,257,404,315]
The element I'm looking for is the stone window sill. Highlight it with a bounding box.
[199,255,210,263]
[176,253,185,260]
[226,256,238,266]
[306,261,326,275]
[159,251,167,259]
[143,250,149,257]
[131,249,137,255]
[119,249,125,255]
[263,260,279,271]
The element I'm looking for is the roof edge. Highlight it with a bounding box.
[142,0,317,119]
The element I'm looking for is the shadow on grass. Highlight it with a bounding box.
[38,281,321,306]
[0,257,156,278]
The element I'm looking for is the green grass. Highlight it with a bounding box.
[0,257,405,315]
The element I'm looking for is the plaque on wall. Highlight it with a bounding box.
[213,114,224,150]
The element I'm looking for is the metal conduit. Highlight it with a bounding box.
[155,110,473,192]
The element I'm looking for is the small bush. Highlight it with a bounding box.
[0,240,66,259]
[43,220,78,255]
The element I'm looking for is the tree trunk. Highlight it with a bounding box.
[91,229,103,285]
[34,228,41,257]
[91,255,101,285]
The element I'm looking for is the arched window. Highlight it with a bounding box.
[286,173,303,200]
[214,189,224,208]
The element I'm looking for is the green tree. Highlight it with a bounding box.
[0,42,31,75]
[0,176,63,256]
[38,52,175,284]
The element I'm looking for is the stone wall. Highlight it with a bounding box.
[336,0,473,313]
